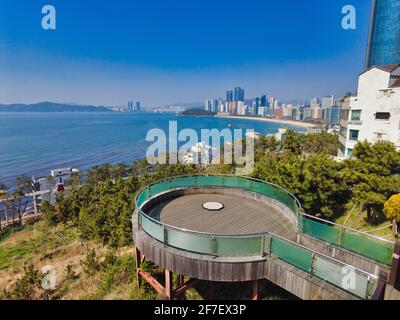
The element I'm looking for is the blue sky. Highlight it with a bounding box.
[0,0,371,106]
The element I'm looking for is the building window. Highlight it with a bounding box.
[374,132,387,141]
[340,126,347,138]
[349,130,359,141]
[339,142,346,155]
[351,110,362,121]
[347,149,353,158]
[375,112,390,120]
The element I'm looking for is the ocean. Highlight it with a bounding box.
[0,112,304,187]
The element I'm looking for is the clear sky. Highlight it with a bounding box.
[0,0,371,107]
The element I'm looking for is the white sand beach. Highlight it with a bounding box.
[216,115,320,129]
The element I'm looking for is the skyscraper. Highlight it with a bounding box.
[205,99,212,111]
[226,91,233,102]
[135,101,141,112]
[260,95,267,108]
[212,99,219,113]
[234,87,245,102]
[254,97,260,115]
[321,95,335,109]
[365,0,400,68]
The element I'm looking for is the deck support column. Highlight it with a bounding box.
[177,274,185,287]
[389,242,400,290]
[135,247,142,288]
[208,281,215,300]
[165,269,173,300]
[252,280,260,300]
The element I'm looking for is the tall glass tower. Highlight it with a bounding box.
[365,0,400,68]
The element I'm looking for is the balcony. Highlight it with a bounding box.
[348,120,363,126]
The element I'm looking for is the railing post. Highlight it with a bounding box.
[365,275,371,300]
[147,186,151,198]
[310,252,316,278]
[163,226,168,247]
[210,236,217,255]
[339,227,345,247]
[372,272,388,300]
[268,236,273,256]
[261,235,272,257]
[260,236,265,257]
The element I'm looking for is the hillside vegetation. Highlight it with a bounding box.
[0,131,399,299]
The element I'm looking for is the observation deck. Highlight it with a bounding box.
[133,175,396,300]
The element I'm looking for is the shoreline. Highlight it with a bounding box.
[216,115,320,129]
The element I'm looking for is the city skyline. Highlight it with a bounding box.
[0,0,371,106]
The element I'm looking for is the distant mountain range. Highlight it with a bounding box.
[181,108,216,116]
[0,102,111,112]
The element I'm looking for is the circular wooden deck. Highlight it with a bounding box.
[147,192,297,239]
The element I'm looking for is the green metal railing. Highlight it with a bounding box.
[134,175,380,299]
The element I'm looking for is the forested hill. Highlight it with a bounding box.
[0,102,111,112]
[181,108,216,116]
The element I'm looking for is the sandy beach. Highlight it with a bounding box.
[216,115,320,129]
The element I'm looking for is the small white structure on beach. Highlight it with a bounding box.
[33,167,79,204]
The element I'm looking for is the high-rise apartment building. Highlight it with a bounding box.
[234,87,245,102]
[321,95,335,109]
[365,0,400,68]
[135,101,141,112]
[260,95,267,108]
[205,99,212,112]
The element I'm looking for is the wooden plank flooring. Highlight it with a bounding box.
[148,193,297,239]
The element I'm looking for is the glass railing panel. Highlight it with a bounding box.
[197,175,223,187]
[313,255,372,299]
[166,228,212,255]
[169,177,193,189]
[140,214,164,242]
[342,231,394,265]
[149,181,170,197]
[251,181,272,197]
[136,190,147,207]
[219,176,240,189]
[274,188,294,211]
[301,217,340,245]
[270,237,313,272]
[215,237,262,256]
[237,177,253,191]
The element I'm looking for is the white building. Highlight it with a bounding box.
[282,104,293,118]
[321,95,335,109]
[338,64,400,158]
[205,99,211,112]
[33,167,80,204]
[182,142,213,166]
[237,101,247,116]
